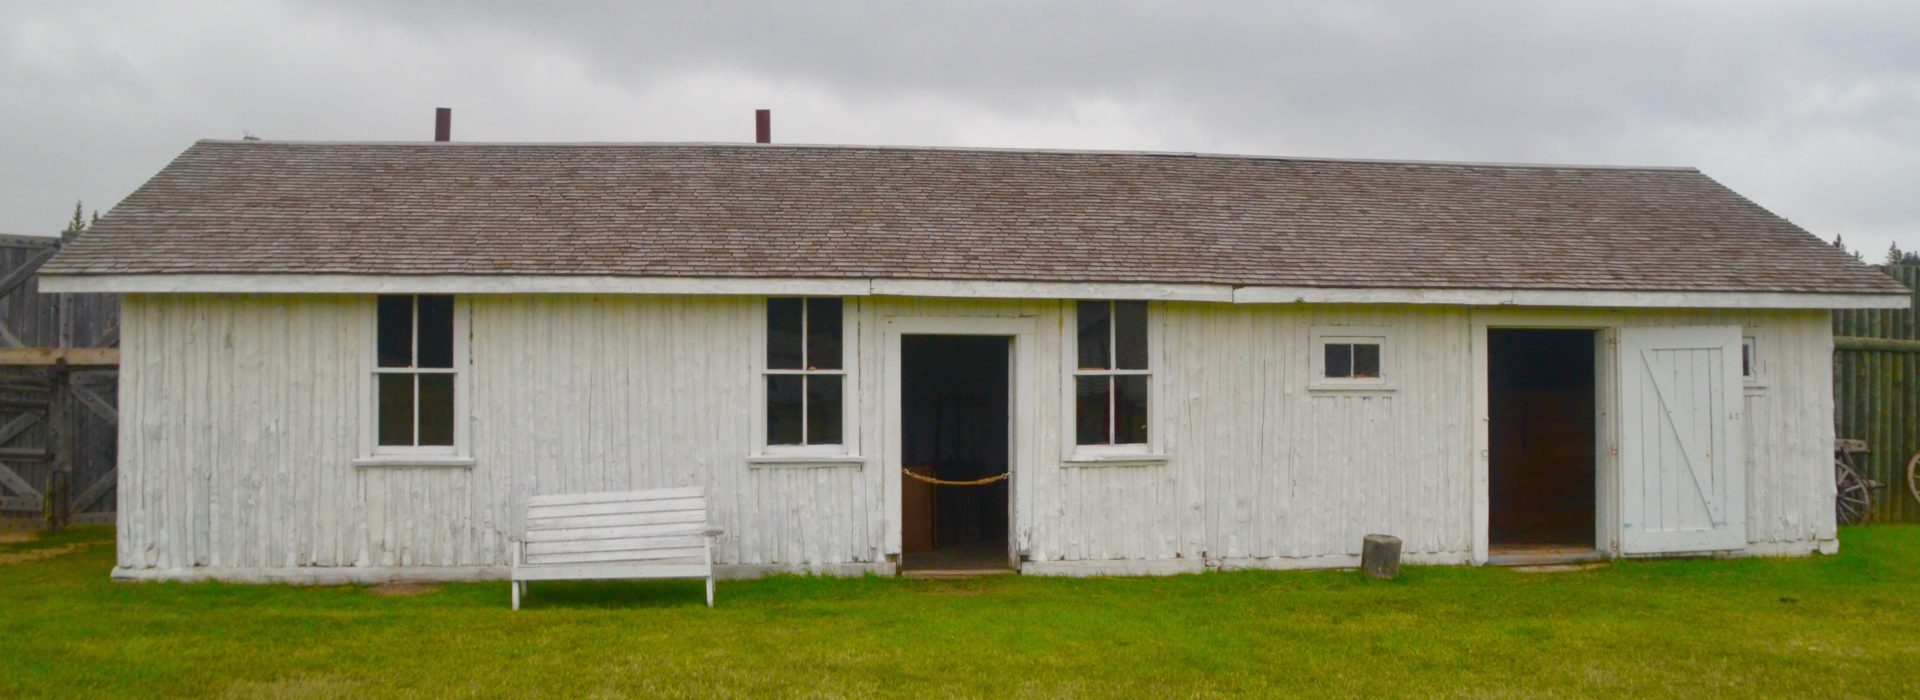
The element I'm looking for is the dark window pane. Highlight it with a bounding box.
[416,295,455,369]
[1325,343,1352,378]
[376,296,413,368]
[1076,301,1111,370]
[417,373,455,446]
[377,374,414,446]
[1075,376,1111,445]
[1114,375,1149,444]
[807,374,843,444]
[1114,301,1149,370]
[767,298,803,370]
[1742,343,1753,377]
[767,375,803,445]
[1352,343,1380,378]
[806,298,843,370]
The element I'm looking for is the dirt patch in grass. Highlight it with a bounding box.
[1511,562,1610,573]
[0,544,81,566]
[0,531,34,544]
[221,673,366,699]
[367,582,442,597]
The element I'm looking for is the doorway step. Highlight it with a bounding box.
[1485,544,1607,567]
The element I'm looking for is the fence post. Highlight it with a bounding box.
[46,359,71,532]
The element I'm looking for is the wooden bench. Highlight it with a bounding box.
[511,486,723,609]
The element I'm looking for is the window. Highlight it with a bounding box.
[1074,300,1150,446]
[1311,327,1391,390]
[764,297,844,447]
[1742,336,1758,381]
[1323,341,1381,379]
[374,295,461,453]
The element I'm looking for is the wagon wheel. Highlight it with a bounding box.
[1908,451,1920,510]
[1835,457,1873,526]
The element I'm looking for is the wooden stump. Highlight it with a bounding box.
[1362,534,1401,580]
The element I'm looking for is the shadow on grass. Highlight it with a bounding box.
[511,578,713,610]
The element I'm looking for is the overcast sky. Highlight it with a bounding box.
[3,1,1916,257]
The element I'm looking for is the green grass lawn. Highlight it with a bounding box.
[4,528,1920,698]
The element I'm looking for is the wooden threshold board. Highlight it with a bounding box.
[900,568,1018,580]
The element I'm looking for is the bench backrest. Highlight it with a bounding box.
[523,486,709,567]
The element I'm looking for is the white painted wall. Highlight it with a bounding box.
[112,294,1837,580]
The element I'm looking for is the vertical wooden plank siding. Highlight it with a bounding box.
[1833,264,1920,522]
[112,295,1839,578]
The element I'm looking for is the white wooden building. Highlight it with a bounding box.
[40,140,1910,582]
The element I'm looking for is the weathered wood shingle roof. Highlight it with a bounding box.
[43,140,1905,295]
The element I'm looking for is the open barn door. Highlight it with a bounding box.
[1617,327,1746,554]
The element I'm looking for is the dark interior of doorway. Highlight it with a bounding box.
[1489,329,1597,554]
[900,335,1011,572]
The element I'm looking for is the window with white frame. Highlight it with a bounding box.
[764,297,845,448]
[1742,336,1758,381]
[1074,300,1150,446]
[374,295,461,453]
[1311,327,1390,389]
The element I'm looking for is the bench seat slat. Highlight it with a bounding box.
[526,547,708,566]
[529,497,705,520]
[527,534,709,556]
[513,563,711,582]
[528,487,704,507]
[524,520,709,543]
[526,510,705,531]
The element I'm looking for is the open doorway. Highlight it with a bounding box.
[899,335,1012,572]
[1489,328,1598,558]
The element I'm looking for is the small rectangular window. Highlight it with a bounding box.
[1742,336,1757,381]
[765,297,845,447]
[1322,342,1382,379]
[373,295,461,450]
[1312,328,1391,389]
[1074,300,1151,446]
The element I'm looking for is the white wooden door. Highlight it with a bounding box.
[1617,326,1746,554]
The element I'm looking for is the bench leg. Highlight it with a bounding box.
[512,580,521,611]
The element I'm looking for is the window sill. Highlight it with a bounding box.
[747,455,867,468]
[1062,453,1170,468]
[352,456,475,469]
[1307,382,1398,395]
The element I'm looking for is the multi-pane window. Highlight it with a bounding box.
[1311,328,1390,389]
[375,295,457,449]
[1323,341,1382,379]
[1075,300,1149,446]
[766,297,844,446]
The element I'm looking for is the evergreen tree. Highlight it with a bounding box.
[65,201,86,234]
[1888,242,1906,266]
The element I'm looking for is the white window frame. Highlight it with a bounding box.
[1062,300,1166,465]
[357,295,471,467]
[1742,334,1765,389]
[751,297,860,460]
[1310,326,1393,392]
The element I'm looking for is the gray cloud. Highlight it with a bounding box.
[3,0,1917,258]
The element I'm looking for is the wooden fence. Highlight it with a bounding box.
[1834,263,1920,523]
[0,234,118,529]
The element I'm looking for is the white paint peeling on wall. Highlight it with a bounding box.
[111,294,1839,581]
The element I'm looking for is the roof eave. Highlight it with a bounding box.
[36,273,1912,310]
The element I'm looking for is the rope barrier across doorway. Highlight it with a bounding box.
[901,468,1009,487]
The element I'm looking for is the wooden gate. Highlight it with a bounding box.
[0,234,118,529]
